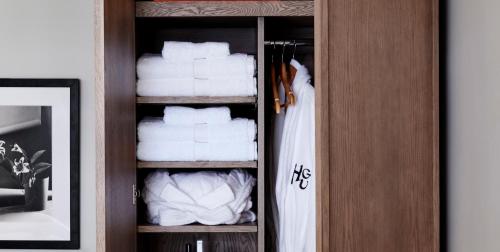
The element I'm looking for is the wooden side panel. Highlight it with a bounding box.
[327,0,439,251]
[314,0,330,251]
[96,0,136,251]
[257,17,265,252]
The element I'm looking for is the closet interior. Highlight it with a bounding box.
[133,2,315,251]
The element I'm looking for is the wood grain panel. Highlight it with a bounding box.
[327,0,439,251]
[137,161,258,169]
[138,224,258,233]
[314,0,330,250]
[257,17,265,252]
[136,96,256,104]
[136,1,314,17]
[96,0,136,251]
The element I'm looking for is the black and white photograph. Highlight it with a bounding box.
[0,106,53,213]
[0,79,79,249]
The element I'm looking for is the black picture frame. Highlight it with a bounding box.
[0,79,80,250]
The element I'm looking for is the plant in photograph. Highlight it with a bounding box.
[0,140,51,189]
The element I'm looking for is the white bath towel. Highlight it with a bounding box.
[136,54,255,79]
[143,170,256,226]
[162,41,230,61]
[194,54,255,78]
[136,77,257,97]
[163,106,231,125]
[137,141,257,161]
[138,117,256,142]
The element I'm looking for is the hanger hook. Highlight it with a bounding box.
[281,41,287,63]
[271,41,276,62]
[292,40,297,59]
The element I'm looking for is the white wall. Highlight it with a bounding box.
[0,1,96,251]
[447,0,500,251]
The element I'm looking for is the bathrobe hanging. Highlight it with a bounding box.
[276,59,316,252]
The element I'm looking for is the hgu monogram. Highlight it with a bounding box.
[290,164,311,190]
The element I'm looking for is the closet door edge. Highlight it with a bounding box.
[314,0,331,251]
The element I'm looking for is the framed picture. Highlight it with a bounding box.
[0,79,80,249]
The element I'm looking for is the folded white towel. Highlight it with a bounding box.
[194,54,255,78]
[162,41,230,61]
[143,170,256,226]
[136,77,257,97]
[138,117,256,142]
[163,106,231,125]
[136,54,255,79]
[137,141,257,161]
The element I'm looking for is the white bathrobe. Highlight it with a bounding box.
[143,169,256,226]
[276,59,316,252]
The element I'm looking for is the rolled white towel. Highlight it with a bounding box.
[163,106,231,125]
[136,54,255,79]
[137,141,257,161]
[162,41,230,61]
[138,117,256,142]
[136,77,257,97]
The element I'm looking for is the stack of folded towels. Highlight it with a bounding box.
[136,41,257,97]
[143,169,256,226]
[137,106,258,161]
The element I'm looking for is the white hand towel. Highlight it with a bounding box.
[136,77,257,97]
[136,54,255,79]
[163,106,231,125]
[137,54,192,79]
[136,141,257,161]
[138,117,256,142]
[162,41,230,61]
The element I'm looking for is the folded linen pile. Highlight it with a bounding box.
[137,41,257,96]
[137,106,258,161]
[143,169,256,226]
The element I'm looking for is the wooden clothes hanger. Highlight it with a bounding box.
[288,41,298,101]
[270,42,281,114]
[280,42,296,107]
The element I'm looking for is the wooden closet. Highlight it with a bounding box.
[95,0,439,251]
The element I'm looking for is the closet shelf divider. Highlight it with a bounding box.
[137,161,258,169]
[136,96,257,105]
[138,223,258,233]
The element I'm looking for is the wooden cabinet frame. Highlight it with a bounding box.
[95,0,439,251]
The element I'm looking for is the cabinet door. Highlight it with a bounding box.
[316,0,439,251]
[96,0,137,251]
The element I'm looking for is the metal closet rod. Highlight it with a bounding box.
[264,40,314,46]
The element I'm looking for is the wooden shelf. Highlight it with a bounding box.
[136,1,314,17]
[137,161,257,169]
[138,223,258,233]
[136,96,256,104]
